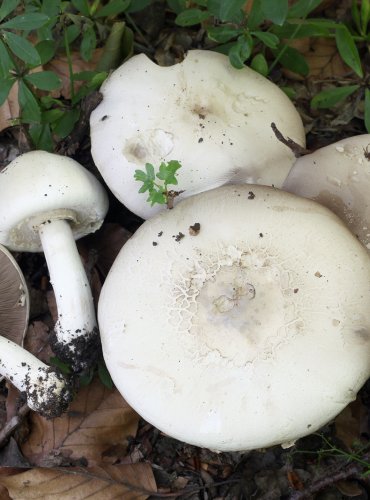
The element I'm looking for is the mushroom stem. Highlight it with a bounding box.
[38,219,98,371]
[0,337,72,418]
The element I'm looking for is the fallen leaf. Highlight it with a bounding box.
[21,378,140,467]
[0,82,18,133]
[24,321,54,364]
[45,49,102,100]
[0,463,156,500]
[334,398,368,450]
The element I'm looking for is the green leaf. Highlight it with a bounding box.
[145,162,155,181]
[272,21,329,38]
[42,108,64,123]
[207,26,242,43]
[52,108,80,137]
[29,123,53,151]
[95,0,131,17]
[64,23,80,44]
[167,0,186,13]
[273,45,309,75]
[25,71,61,91]
[365,89,370,133]
[207,0,246,22]
[335,25,363,77]
[71,0,90,16]
[247,0,265,29]
[148,189,166,206]
[98,361,113,389]
[49,356,72,375]
[0,77,15,106]
[250,53,268,76]
[80,25,96,61]
[280,86,297,99]
[352,0,362,34]
[311,85,360,109]
[0,39,15,78]
[156,160,181,185]
[0,0,20,22]
[251,31,279,48]
[228,35,253,69]
[260,0,288,25]
[361,0,370,35]
[0,13,49,30]
[175,8,210,26]
[35,40,56,64]
[287,0,323,18]
[18,80,41,123]
[3,31,41,66]
[126,0,152,13]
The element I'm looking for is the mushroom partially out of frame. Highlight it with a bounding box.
[0,151,109,372]
[283,134,370,251]
[90,50,305,219]
[98,185,370,451]
[0,243,72,418]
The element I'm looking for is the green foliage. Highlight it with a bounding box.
[0,0,147,150]
[134,160,182,207]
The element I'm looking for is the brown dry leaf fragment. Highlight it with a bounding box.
[334,398,368,450]
[24,321,54,364]
[45,49,102,100]
[0,463,156,500]
[336,479,364,497]
[21,378,140,467]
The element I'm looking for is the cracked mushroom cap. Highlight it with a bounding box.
[90,50,306,219]
[283,134,370,252]
[0,151,109,252]
[0,244,29,344]
[98,185,370,451]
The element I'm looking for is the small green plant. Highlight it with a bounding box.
[134,160,183,207]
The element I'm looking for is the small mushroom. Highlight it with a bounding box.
[98,185,370,451]
[90,50,305,219]
[0,243,72,417]
[283,134,370,251]
[0,151,109,371]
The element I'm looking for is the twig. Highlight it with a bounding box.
[0,404,30,448]
[289,463,363,500]
[271,122,311,158]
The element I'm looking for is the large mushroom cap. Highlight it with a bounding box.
[90,50,305,219]
[99,185,370,451]
[0,151,109,252]
[0,244,29,344]
[283,134,370,251]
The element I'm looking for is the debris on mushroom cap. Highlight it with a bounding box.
[283,134,370,252]
[90,49,306,219]
[98,185,370,451]
[0,244,29,345]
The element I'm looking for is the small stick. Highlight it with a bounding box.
[271,122,311,158]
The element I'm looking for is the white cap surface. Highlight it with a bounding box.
[99,185,370,451]
[283,134,370,251]
[0,151,109,252]
[90,50,305,219]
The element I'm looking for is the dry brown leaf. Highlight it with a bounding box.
[21,378,140,467]
[24,321,54,364]
[334,398,369,450]
[284,37,350,81]
[0,463,156,500]
[45,49,102,100]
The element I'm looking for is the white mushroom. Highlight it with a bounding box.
[0,151,109,372]
[283,134,370,251]
[90,49,305,219]
[0,243,72,417]
[98,185,370,451]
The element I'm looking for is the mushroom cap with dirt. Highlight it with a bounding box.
[0,151,109,372]
[90,49,306,219]
[283,134,370,251]
[98,185,370,451]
